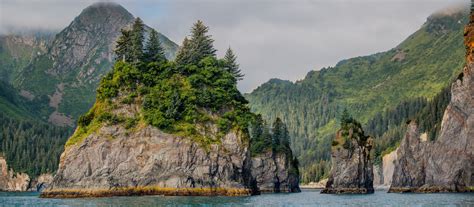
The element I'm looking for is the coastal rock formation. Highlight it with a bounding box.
[389,9,474,193]
[322,119,374,194]
[0,157,30,191]
[40,14,299,198]
[45,125,255,196]
[28,174,54,192]
[374,148,398,188]
[251,151,300,192]
[0,157,55,192]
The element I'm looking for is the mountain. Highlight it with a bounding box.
[3,2,178,126]
[41,20,299,198]
[245,7,468,183]
[389,9,473,193]
[0,32,54,83]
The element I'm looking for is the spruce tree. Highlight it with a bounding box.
[272,117,284,151]
[114,28,131,62]
[224,47,244,81]
[130,17,145,63]
[190,20,216,61]
[144,29,166,63]
[176,20,216,65]
[175,37,192,65]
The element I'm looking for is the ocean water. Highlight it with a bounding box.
[0,190,473,207]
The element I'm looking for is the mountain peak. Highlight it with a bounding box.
[75,2,134,25]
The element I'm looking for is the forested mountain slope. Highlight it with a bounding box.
[246,7,468,183]
[1,2,178,126]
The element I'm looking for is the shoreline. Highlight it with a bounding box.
[40,187,252,198]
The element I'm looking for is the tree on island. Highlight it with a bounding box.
[144,29,166,63]
[224,47,244,81]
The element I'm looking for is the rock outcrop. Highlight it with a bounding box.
[44,125,255,197]
[251,151,300,193]
[0,156,55,192]
[374,148,398,188]
[389,8,474,193]
[0,157,30,191]
[28,174,54,192]
[322,122,374,194]
[43,123,300,198]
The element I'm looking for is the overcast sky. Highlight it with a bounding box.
[0,0,467,92]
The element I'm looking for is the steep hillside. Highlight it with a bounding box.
[0,32,54,83]
[389,7,473,193]
[246,7,468,182]
[10,2,178,126]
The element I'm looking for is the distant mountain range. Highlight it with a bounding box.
[245,6,468,182]
[0,2,178,126]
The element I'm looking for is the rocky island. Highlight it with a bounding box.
[40,17,299,198]
[322,111,374,194]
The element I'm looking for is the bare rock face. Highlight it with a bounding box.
[0,156,30,191]
[251,151,300,193]
[322,129,374,194]
[48,125,255,194]
[389,10,474,193]
[28,174,54,192]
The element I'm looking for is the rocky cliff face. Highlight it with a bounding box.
[389,10,474,193]
[374,148,398,188]
[251,151,300,193]
[0,157,30,191]
[322,127,374,194]
[44,123,300,197]
[0,156,55,192]
[46,124,255,195]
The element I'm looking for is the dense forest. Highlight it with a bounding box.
[0,113,71,177]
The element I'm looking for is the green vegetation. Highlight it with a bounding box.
[246,9,467,183]
[70,19,282,156]
[0,112,71,177]
[3,6,179,124]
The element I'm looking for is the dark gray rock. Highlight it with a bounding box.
[251,151,300,193]
[322,129,374,194]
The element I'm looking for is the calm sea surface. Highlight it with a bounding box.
[0,190,472,207]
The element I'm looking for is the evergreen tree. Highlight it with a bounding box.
[130,17,145,63]
[114,28,132,62]
[175,37,192,65]
[272,117,284,150]
[224,47,244,81]
[176,20,216,65]
[340,108,353,126]
[144,29,166,63]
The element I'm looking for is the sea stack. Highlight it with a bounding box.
[388,5,474,193]
[40,15,299,198]
[322,113,374,194]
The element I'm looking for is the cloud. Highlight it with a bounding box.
[0,0,467,92]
